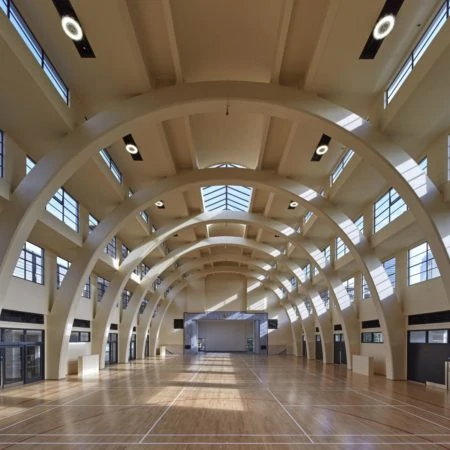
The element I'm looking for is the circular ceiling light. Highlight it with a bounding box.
[373,15,396,40]
[154,200,164,208]
[61,16,83,41]
[289,200,299,208]
[125,144,139,154]
[315,144,329,156]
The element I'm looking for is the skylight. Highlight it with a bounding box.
[201,163,253,212]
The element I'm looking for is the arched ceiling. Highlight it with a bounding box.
[1,0,448,307]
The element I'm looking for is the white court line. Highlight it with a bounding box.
[353,388,450,423]
[0,441,449,446]
[241,358,314,444]
[138,367,201,444]
[0,389,97,432]
[350,389,450,432]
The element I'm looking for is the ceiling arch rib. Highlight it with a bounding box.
[94,236,332,369]
[1,82,445,379]
[53,170,396,375]
[1,82,448,321]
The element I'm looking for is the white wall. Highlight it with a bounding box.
[198,320,253,352]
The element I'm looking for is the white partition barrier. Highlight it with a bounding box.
[78,354,99,377]
[352,355,374,376]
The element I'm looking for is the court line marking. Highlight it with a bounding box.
[0,441,449,446]
[138,367,201,444]
[241,358,314,444]
[350,389,450,431]
[352,388,450,423]
[0,389,98,432]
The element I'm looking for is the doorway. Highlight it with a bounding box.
[334,334,347,364]
[0,328,44,388]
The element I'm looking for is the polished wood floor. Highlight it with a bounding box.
[1,355,450,448]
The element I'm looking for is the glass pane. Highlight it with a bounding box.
[3,329,24,344]
[25,345,42,380]
[428,329,448,344]
[4,346,24,384]
[409,330,426,343]
[25,330,43,343]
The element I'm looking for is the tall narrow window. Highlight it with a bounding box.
[121,244,130,259]
[46,187,79,232]
[408,242,440,285]
[344,277,355,301]
[88,214,98,232]
[140,210,149,223]
[97,276,110,301]
[385,0,449,106]
[0,130,4,178]
[361,276,371,300]
[122,289,131,309]
[355,215,364,233]
[99,149,122,184]
[82,277,91,299]
[322,245,331,265]
[336,237,349,259]
[374,188,407,232]
[331,149,354,184]
[56,256,70,288]
[26,156,35,174]
[319,289,330,309]
[419,156,428,174]
[104,236,116,258]
[303,263,311,281]
[383,257,396,288]
[0,0,69,103]
[13,241,44,284]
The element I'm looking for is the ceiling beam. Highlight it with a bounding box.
[271,0,295,83]
[162,0,183,83]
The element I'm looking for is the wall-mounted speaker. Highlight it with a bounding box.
[268,319,278,329]
[174,319,184,329]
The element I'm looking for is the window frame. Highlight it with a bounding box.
[408,242,440,285]
[1,0,69,104]
[46,187,79,232]
[373,187,407,233]
[99,149,123,184]
[13,241,44,285]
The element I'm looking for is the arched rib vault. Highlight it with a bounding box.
[52,173,399,379]
[0,82,446,379]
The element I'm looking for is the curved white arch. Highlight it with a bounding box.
[149,266,295,357]
[97,237,332,368]
[134,254,315,361]
[1,82,443,379]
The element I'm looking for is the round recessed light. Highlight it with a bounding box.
[373,14,396,40]
[289,200,299,208]
[155,200,164,207]
[125,144,139,154]
[61,16,83,41]
[315,144,329,156]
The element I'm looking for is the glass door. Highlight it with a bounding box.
[25,345,43,382]
[2,346,24,386]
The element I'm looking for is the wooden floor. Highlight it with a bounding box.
[1,355,450,449]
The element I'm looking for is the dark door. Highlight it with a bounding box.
[129,334,136,361]
[106,333,118,365]
[334,334,347,364]
[407,330,450,384]
[315,335,323,361]
[302,339,307,358]
[145,334,149,357]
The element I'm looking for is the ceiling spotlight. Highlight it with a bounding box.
[122,134,143,161]
[373,14,396,40]
[288,200,299,209]
[125,144,138,155]
[316,145,328,155]
[61,16,83,41]
[311,134,332,162]
[155,200,165,209]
